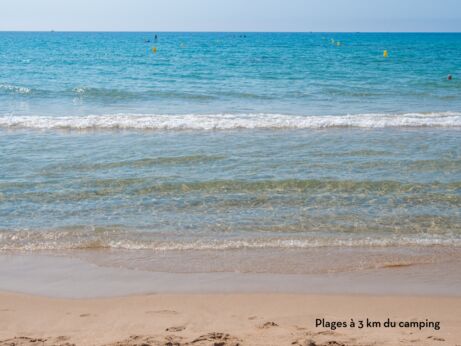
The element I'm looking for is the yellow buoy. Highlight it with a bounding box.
[152,47,157,54]
[383,50,388,58]
[336,41,341,46]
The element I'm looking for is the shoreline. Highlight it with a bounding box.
[1,251,460,298]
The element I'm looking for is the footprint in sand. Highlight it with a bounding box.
[191,332,240,346]
[166,326,186,332]
[291,339,317,346]
[0,336,75,346]
[164,335,184,346]
[104,335,160,346]
[79,313,91,317]
[428,336,446,342]
[294,340,347,346]
[400,336,422,344]
[294,325,309,331]
[323,342,347,346]
[315,330,336,336]
[259,321,279,329]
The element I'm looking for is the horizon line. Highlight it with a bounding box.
[1,30,461,34]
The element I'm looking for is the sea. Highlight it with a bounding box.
[0,32,460,274]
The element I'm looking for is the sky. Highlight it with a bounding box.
[0,0,460,32]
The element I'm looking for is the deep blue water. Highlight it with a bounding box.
[1,32,460,116]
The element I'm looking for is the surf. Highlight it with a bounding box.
[1,112,460,130]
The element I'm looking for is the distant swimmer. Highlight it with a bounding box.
[145,39,150,43]
[155,34,158,40]
[448,74,453,80]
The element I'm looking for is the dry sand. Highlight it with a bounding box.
[0,292,459,346]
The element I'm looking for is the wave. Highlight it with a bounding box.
[0,84,32,95]
[0,112,460,130]
[0,229,459,251]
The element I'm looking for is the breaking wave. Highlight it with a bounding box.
[0,84,32,95]
[1,112,460,130]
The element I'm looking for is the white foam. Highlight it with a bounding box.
[0,84,32,94]
[73,87,86,94]
[105,237,461,251]
[0,112,460,130]
[1,231,460,251]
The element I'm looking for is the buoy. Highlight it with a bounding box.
[152,47,157,54]
[331,39,335,44]
[383,50,389,58]
[336,41,341,46]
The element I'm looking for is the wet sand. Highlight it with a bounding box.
[1,253,461,297]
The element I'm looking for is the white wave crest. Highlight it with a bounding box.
[0,84,32,94]
[1,112,460,130]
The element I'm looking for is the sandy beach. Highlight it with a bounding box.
[0,292,459,346]
[0,253,460,346]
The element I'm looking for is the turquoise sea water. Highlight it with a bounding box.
[0,32,460,255]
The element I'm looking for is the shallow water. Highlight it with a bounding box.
[0,33,460,272]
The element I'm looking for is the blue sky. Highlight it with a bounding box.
[1,0,460,32]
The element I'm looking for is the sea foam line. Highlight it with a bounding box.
[1,230,460,251]
[0,112,460,130]
[1,237,460,251]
